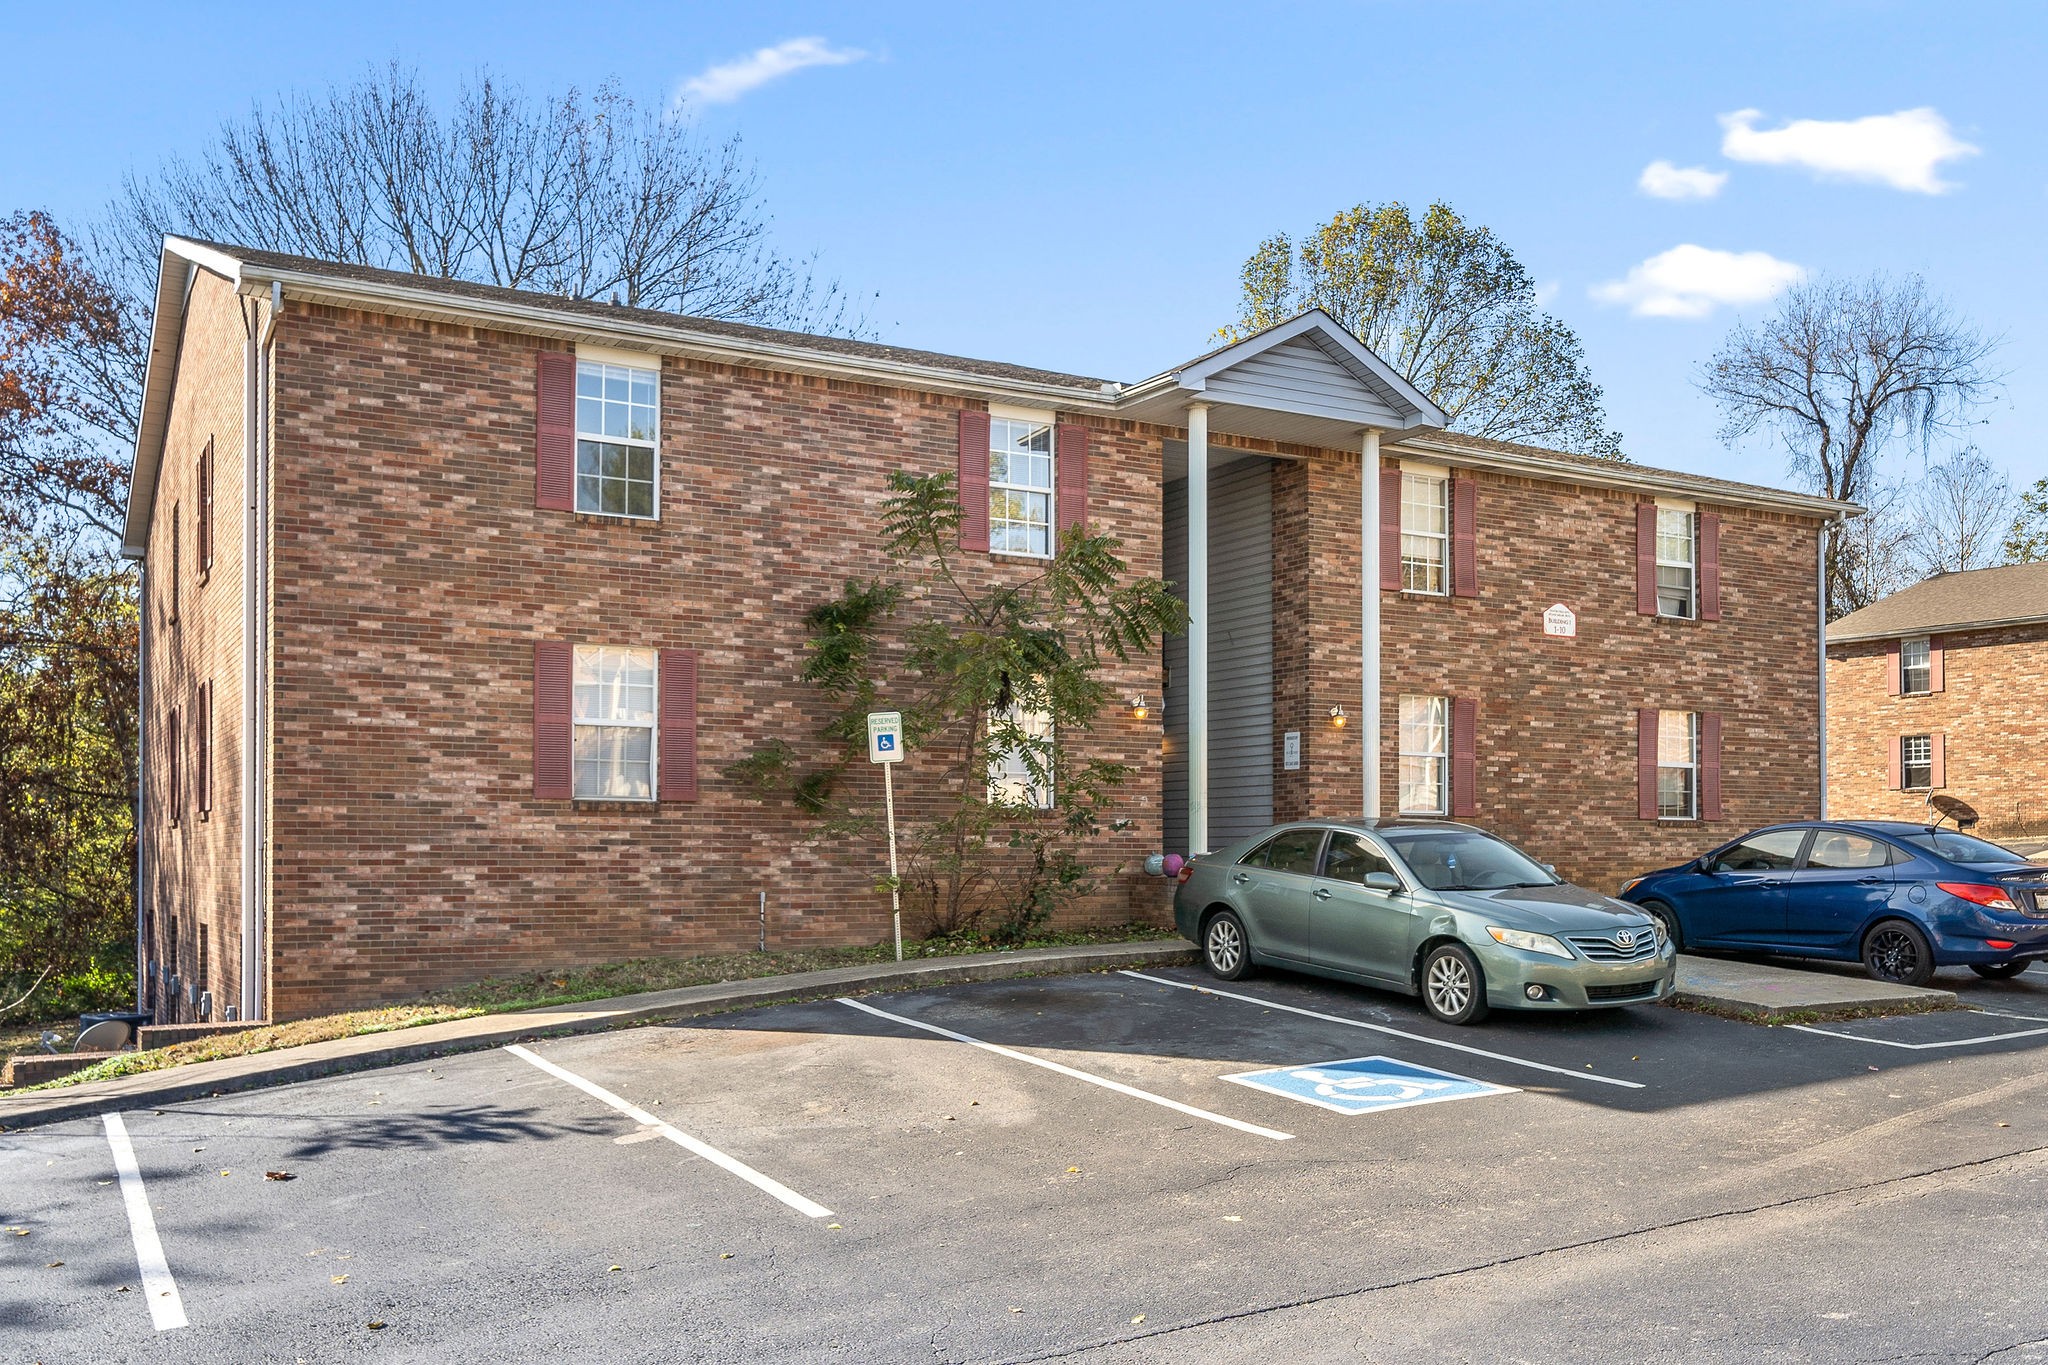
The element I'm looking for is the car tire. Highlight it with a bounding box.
[1202,910,1253,981]
[1971,961,2031,980]
[1420,943,1490,1026]
[1863,919,1936,987]
[1640,898,1684,953]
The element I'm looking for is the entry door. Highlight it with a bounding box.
[1309,832,1418,985]
[1781,829,1897,951]
[1692,829,1809,944]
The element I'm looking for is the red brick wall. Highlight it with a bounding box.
[263,304,1164,1016]
[1275,449,1825,893]
[1827,626,2048,834]
[139,269,250,1023]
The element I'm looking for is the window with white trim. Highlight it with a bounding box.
[989,417,1054,557]
[987,702,1054,809]
[1656,507,1696,618]
[575,361,659,518]
[573,646,657,800]
[1400,471,1449,594]
[1900,638,1931,695]
[1901,734,1933,791]
[1657,710,1698,819]
[1398,694,1449,815]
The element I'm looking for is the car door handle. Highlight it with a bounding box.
[1312,888,1332,901]
[1855,877,1886,885]
[1231,873,1250,885]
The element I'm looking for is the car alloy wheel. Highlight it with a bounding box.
[1204,911,1251,981]
[1641,899,1683,953]
[1863,920,1936,987]
[1421,943,1489,1025]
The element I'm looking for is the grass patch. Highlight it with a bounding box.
[5,924,1180,1094]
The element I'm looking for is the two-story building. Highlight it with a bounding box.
[1826,562,2048,832]
[123,236,1854,1021]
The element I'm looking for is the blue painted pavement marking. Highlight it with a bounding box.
[1221,1055,1517,1116]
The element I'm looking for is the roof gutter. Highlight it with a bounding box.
[1827,611,2048,646]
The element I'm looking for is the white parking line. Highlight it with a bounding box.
[1119,971,1646,1090]
[1785,1020,2048,1051]
[102,1113,187,1331]
[505,1044,832,1218]
[836,996,1296,1141]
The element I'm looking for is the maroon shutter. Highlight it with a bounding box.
[535,351,576,511]
[1930,732,1947,789]
[1379,467,1402,590]
[1886,640,1902,696]
[1928,637,1944,692]
[1451,696,1478,817]
[958,409,991,552]
[1701,711,1723,820]
[197,439,214,579]
[197,681,212,818]
[658,648,700,801]
[533,642,573,799]
[168,706,181,827]
[1887,736,1902,790]
[1698,511,1721,621]
[1635,503,1658,615]
[1451,476,1478,598]
[1637,708,1659,819]
[1055,422,1088,544]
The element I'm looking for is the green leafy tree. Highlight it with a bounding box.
[2006,477,2048,563]
[1221,201,1624,459]
[727,471,1182,943]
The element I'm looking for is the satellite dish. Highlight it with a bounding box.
[1928,793,1979,830]
[74,1018,133,1052]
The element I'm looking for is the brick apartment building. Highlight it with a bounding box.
[122,236,1854,1021]
[1826,562,2048,833]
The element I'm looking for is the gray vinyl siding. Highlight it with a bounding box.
[1164,452,1275,853]
[1200,335,1410,429]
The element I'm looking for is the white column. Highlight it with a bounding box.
[1186,403,1210,853]
[1360,428,1383,819]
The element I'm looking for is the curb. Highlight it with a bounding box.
[1668,953,1960,1023]
[0,940,1198,1132]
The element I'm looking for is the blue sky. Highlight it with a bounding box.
[6,1,2043,493]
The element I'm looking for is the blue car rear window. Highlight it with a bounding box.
[1894,830,2028,865]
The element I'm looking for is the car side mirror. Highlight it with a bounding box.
[1363,871,1402,892]
[1540,863,1558,880]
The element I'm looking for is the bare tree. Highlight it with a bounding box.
[1906,447,2014,577]
[1698,273,2001,617]
[1835,479,1918,607]
[99,65,866,346]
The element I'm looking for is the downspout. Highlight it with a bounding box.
[135,562,149,1015]
[239,282,278,1021]
[1817,516,1832,820]
[1360,428,1382,819]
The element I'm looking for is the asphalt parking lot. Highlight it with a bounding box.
[8,963,2048,1363]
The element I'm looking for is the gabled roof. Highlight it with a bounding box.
[1827,562,2048,644]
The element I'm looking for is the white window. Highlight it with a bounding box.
[1400,471,1449,595]
[1657,710,1698,819]
[573,646,657,800]
[990,417,1054,557]
[1901,734,1933,791]
[1900,638,1931,695]
[1398,695,1449,814]
[1656,507,1696,619]
[987,703,1054,809]
[575,360,658,518]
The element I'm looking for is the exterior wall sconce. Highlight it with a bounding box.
[1329,705,1346,728]
[1131,695,1150,720]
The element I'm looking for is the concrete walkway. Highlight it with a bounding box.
[0,939,1197,1132]
[1672,953,1956,1020]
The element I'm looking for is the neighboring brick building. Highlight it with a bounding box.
[1826,562,2048,834]
[123,238,1853,1020]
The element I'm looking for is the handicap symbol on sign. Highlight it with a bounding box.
[1221,1055,1516,1116]
[876,734,896,751]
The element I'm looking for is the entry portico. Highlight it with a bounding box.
[1120,311,1446,851]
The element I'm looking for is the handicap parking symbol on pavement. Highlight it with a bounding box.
[1220,1055,1516,1116]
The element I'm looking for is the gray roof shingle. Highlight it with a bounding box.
[1827,562,2048,642]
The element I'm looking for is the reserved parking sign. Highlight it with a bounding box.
[866,711,904,764]
[1222,1055,1515,1116]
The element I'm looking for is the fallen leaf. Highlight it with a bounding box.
[608,1265,622,1273]
[826,1223,842,1230]
[367,1321,386,1330]
[1066,1166,1080,1174]
[1999,1122,2010,1128]
[1222,1216,1241,1223]
[9,1229,27,1237]
[192,1147,205,1153]
[719,1252,733,1260]
[219,1170,231,1177]
[117,1286,130,1293]
[1131,1315,1145,1324]
[47,1261,63,1268]
[266,1171,296,1182]
[1009,1307,1023,1314]
[332,1275,349,1284]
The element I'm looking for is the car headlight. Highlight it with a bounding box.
[1648,918,1668,948]
[1486,926,1574,959]
[1618,877,1644,895]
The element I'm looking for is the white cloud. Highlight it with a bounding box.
[1719,107,1978,194]
[1533,279,1561,307]
[1591,244,1805,320]
[678,37,867,107]
[1637,160,1728,200]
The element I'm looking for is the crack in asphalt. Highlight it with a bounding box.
[992,1141,2048,1364]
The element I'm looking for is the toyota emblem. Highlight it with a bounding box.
[1616,929,1637,949]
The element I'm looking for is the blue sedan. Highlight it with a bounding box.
[1619,822,2048,986]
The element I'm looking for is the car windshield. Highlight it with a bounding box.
[1894,829,2031,865]
[1382,829,1557,891]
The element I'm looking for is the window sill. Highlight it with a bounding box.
[1657,816,1700,823]
[571,511,661,524]
[571,798,659,810]
[990,549,1053,562]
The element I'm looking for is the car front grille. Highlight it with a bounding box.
[1586,980,1662,1002]
[1565,930,1661,963]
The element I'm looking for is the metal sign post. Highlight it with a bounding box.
[866,712,906,962]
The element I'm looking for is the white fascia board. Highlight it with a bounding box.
[229,263,1122,413]
[123,243,224,557]
[1828,613,2048,646]
[1172,310,1448,430]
